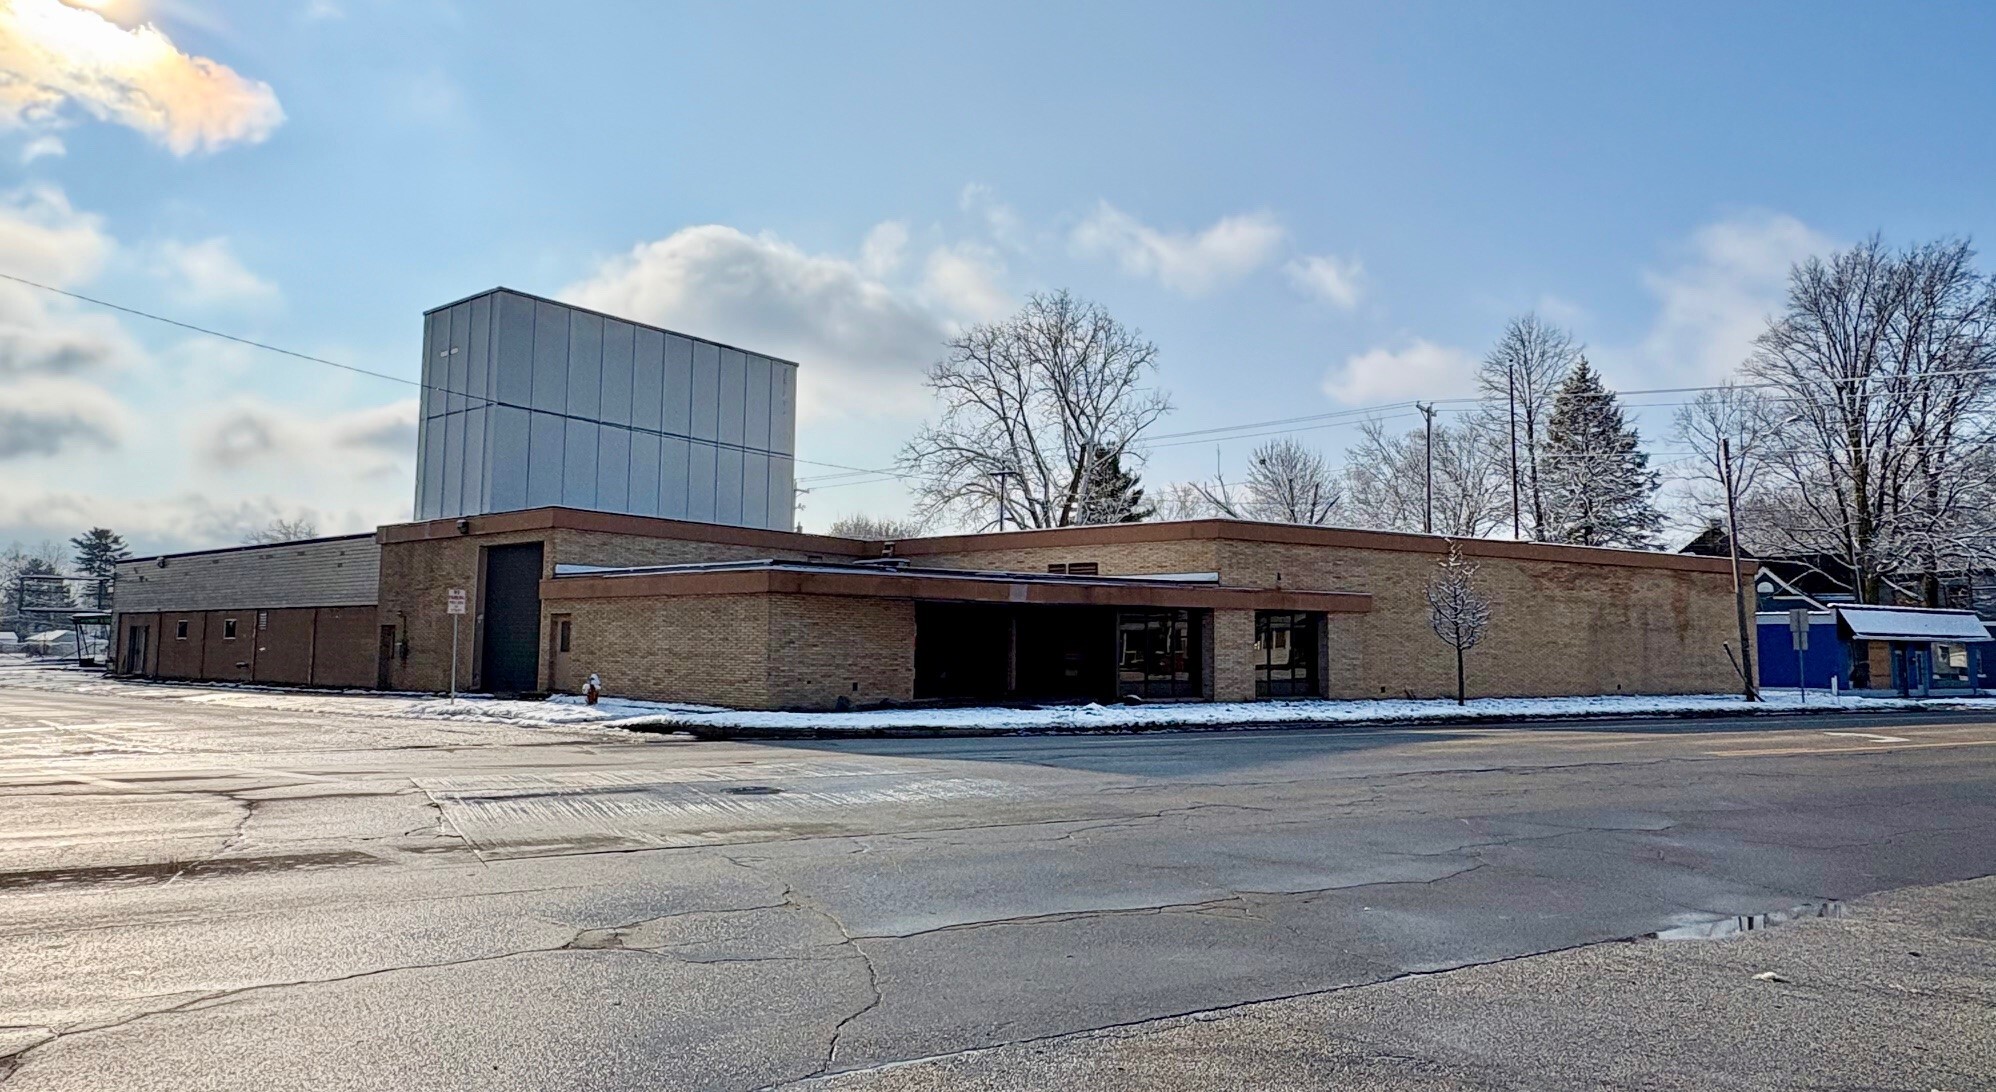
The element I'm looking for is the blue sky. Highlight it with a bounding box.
[5,0,1995,552]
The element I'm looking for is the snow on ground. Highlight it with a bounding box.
[7,652,1995,736]
[549,689,1996,735]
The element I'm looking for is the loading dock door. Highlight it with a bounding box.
[480,542,544,694]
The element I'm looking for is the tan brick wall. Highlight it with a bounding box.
[910,540,1221,577]
[379,526,862,694]
[550,594,772,707]
[1216,540,1740,698]
[1211,609,1256,701]
[377,530,544,693]
[766,595,915,709]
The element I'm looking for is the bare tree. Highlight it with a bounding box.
[1181,438,1340,524]
[1745,236,1996,602]
[1426,542,1491,705]
[1342,419,1508,536]
[1477,314,1580,539]
[826,514,928,540]
[1242,438,1340,524]
[1667,383,1780,537]
[242,517,319,545]
[901,291,1171,530]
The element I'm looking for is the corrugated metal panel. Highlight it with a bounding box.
[446,303,471,413]
[114,538,381,613]
[526,413,565,507]
[769,454,795,529]
[488,406,530,511]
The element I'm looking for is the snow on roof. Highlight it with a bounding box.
[1835,605,1993,642]
[23,630,76,643]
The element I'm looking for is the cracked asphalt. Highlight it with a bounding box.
[2,676,1994,1090]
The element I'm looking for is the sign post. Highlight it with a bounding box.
[1789,608,1810,704]
[447,588,467,702]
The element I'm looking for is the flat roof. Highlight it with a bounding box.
[118,532,378,566]
[423,287,802,369]
[1836,605,1994,642]
[379,506,1741,575]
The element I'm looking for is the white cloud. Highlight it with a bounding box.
[195,398,418,472]
[562,224,956,419]
[0,185,141,377]
[920,243,1010,325]
[1637,212,1832,385]
[1071,202,1286,296]
[960,183,1025,248]
[152,237,279,307]
[19,133,63,161]
[0,0,284,155]
[859,220,908,278]
[1323,339,1478,405]
[1284,253,1364,309]
[0,375,129,458]
[0,486,374,554]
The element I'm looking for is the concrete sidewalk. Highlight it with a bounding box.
[793,877,1996,1091]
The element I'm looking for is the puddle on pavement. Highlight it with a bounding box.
[1646,900,1843,940]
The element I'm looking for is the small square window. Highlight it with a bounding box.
[175,619,188,640]
[223,618,238,640]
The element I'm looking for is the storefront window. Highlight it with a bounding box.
[1932,642,1973,687]
[1117,609,1201,699]
[1255,611,1322,698]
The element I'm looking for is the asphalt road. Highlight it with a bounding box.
[2,676,1994,1089]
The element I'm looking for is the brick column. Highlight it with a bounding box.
[1211,608,1257,702]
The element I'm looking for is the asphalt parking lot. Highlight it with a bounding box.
[2,671,1993,1090]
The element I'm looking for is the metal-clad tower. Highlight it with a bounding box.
[413,288,797,529]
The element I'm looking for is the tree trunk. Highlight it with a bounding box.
[1455,646,1466,706]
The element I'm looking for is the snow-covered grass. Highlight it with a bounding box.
[8,653,1993,737]
[542,688,1996,736]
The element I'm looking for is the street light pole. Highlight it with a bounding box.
[1720,438,1758,702]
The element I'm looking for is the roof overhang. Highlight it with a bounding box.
[541,565,1370,613]
[1835,605,1993,642]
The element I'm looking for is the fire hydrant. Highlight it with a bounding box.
[584,673,602,706]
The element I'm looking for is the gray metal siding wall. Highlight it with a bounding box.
[113,537,381,613]
[414,289,797,530]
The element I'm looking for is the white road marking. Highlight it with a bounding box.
[1821,731,1912,743]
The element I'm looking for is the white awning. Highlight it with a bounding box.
[1835,606,1993,643]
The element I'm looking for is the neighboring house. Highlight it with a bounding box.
[1679,524,1996,695]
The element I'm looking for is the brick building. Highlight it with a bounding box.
[105,289,1750,710]
[114,506,1749,710]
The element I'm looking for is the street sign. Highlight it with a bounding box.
[1788,608,1810,651]
[447,588,467,615]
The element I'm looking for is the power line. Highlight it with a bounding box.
[1,270,894,481]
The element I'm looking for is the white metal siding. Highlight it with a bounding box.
[414,289,796,530]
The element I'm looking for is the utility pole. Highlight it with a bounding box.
[1506,365,1522,539]
[1416,402,1437,534]
[993,468,1015,531]
[1720,438,1757,702]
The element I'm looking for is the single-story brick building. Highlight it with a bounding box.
[112,506,1750,710]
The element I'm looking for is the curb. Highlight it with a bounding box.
[633,701,1948,741]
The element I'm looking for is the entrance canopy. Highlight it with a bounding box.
[1835,605,1993,642]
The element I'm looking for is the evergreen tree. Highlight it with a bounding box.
[1541,359,1662,548]
[68,528,130,611]
[1076,444,1155,524]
